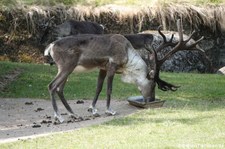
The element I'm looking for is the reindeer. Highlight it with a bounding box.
[40,19,104,45]
[44,34,156,122]
[44,20,203,122]
[41,19,104,65]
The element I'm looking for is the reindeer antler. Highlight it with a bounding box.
[157,19,204,67]
[145,45,180,91]
[145,19,204,92]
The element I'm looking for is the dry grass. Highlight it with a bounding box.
[13,0,225,6]
[18,3,225,33]
[1,1,225,39]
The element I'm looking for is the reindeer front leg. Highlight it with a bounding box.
[105,63,117,116]
[57,79,80,119]
[48,71,70,123]
[88,69,107,116]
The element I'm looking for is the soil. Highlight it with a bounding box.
[0,98,140,143]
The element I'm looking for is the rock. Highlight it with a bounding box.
[217,66,225,75]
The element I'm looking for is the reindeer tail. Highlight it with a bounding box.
[44,43,55,65]
[44,43,54,56]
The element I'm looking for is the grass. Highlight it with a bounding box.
[0,61,225,148]
[1,61,224,101]
[0,61,140,99]
[1,104,225,148]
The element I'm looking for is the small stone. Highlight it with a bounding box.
[35,108,44,112]
[41,120,52,124]
[32,124,41,128]
[25,102,33,105]
[76,100,84,104]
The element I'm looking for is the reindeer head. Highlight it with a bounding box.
[39,17,57,45]
[143,19,204,100]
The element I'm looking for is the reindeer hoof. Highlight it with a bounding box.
[54,115,64,123]
[92,111,100,117]
[88,105,99,117]
[92,109,100,117]
[105,109,116,116]
[87,106,93,112]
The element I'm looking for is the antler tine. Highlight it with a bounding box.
[145,44,158,64]
[158,25,176,45]
[169,34,174,43]
[158,25,167,42]
[144,44,158,63]
[186,36,204,50]
[156,27,177,53]
[184,30,196,43]
[177,19,183,42]
[183,30,203,47]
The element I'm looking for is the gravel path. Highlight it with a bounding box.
[0,98,140,143]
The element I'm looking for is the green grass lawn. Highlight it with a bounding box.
[0,61,140,99]
[0,61,225,148]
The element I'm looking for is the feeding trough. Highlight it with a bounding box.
[127,96,165,108]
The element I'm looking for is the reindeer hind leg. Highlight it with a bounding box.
[88,69,107,116]
[105,63,117,116]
